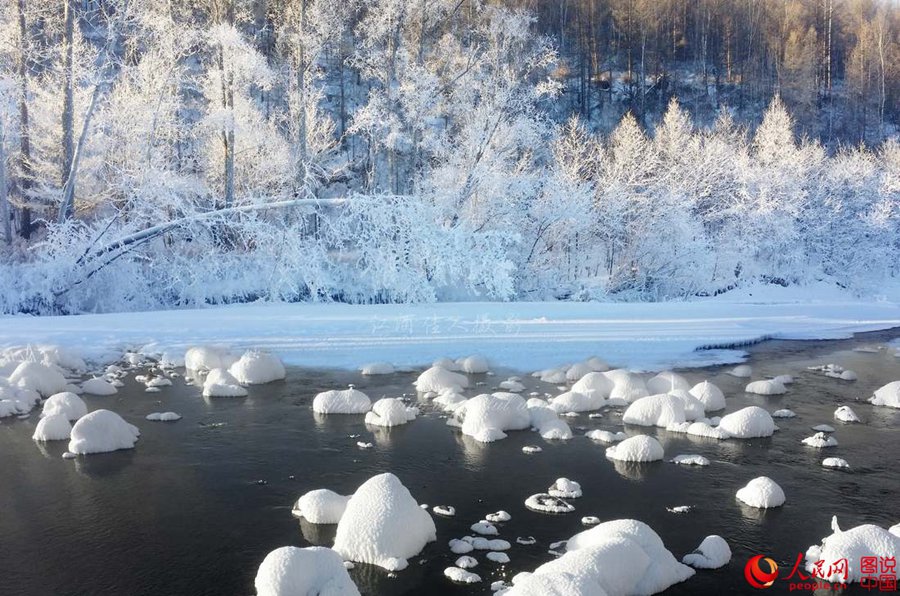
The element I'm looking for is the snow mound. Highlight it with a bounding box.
[254,545,359,596]
[81,377,118,396]
[487,552,510,564]
[735,476,785,508]
[834,406,860,423]
[869,381,900,408]
[605,435,664,462]
[727,365,752,378]
[528,404,573,440]
[455,556,477,569]
[623,394,686,427]
[445,567,481,584]
[585,430,628,443]
[68,409,140,455]
[812,423,835,432]
[453,393,530,443]
[433,505,455,517]
[745,379,787,395]
[672,454,710,466]
[585,357,611,372]
[228,351,286,385]
[682,535,731,569]
[486,511,511,523]
[646,372,690,394]
[332,473,436,571]
[471,521,499,535]
[689,381,725,412]
[184,346,236,371]
[502,519,694,596]
[773,374,794,385]
[433,390,467,412]
[145,376,172,388]
[145,412,182,421]
[668,389,706,420]
[9,361,68,397]
[607,373,650,405]
[548,478,583,498]
[549,391,602,413]
[364,398,418,427]
[717,406,776,438]
[458,355,490,374]
[313,389,371,414]
[666,421,730,440]
[292,489,351,524]
[838,370,857,381]
[433,357,462,372]
[571,372,613,400]
[33,414,72,441]
[202,368,248,397]
[772,409,796,418]
[499,379,525,392]
[41,392,87,421]
[524,494,575,514]
[822,457,850,469]
[537,368,567,384]
[360,362,395,375]
[415,366,468,393]
[802,432,838,448]
[804,518,900,583]
[566,362,594,382]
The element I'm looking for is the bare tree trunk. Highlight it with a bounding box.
[17,0,32,238]
[62,0,75,196]
[0,121,10,245]
[215,0,236,208]
[58,84,101,224]
[296,0,308,190]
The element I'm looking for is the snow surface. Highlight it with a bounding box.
[228,351,285,384]
[33,414,72,441]
[605,435,664,462]
[68,409,140,455]
[501,519,694,595]
[805,518,900,583]
[364,398,418,427]
[682,535,731,569]
[3,296,899,372]
[292,489,351,524]
[313,389,371,414]
[332,473,436,571]
[41,392,87,421]
[254,546,359,596]
[735,476,785,508]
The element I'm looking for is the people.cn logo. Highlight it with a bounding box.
[745,555,779,588]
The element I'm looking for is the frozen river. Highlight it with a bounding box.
[1,331,899,595]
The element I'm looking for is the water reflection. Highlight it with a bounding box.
[298,518,336,546]
[73,449,136,478]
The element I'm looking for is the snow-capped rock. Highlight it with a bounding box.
[292,489,351,524]
[566,362,594,382]
[41,392,87,421]
[458,355,490,374]
[822,457,850,469]
[548,478,582,498]
[804,518,900,583]
[585,430,628,443]
[549,391,603,413]
[646,372,690,394]
[9,361,68,397]
[571,372,614,400]
[524,494,575,514]
[68,409,140,455]
[744,379,787,395]
[869,381,900,408]
[605,435,664,462]
[682,535,731,569]
[834,406,860,423]
[672,454,710,466]
[32,413,72,441]
[607,372,650,405]
[254,546,359,596]
[452,393,530,443]
[717,406,776,438]
[623,394,686,428]
[414,366,469,393]
[802,432,838,448]
[81,377,118,396]
[228,351,286,385]
[313,388,371,414]
[735,476,785,508]
[360,362,395,375]
[727,365,752,378]
[364,398,418,427]
[202,368,248,397]
[445,567,481,584]
[689,381,726,412]
[772,409,796,418]
[332,473,436,571]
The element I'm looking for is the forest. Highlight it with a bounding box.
[0,0,897,313]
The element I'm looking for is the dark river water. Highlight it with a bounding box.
[2,331,900,596]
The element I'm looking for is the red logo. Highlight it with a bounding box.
[745,555,779,589]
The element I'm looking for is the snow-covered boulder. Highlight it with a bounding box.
[549,391,603,413]
[313,388,371,414]
[332,473,436,571]
[744,379,787,395]
[145,412,181,421]
[869,381,900,408]
[822,457,850,469]
[457,355,489,374]
[445,567,481,584]
[228,351,286,385]
[834,406,860,423]
[184,346,236,371]
[727,365,752,378]
[838,370,857,381]
[605,435,664,462]
[772,409,796,418]
[364,398,418,427]
[9,361,68,397]
[524,494,575,514]
[672,454,710,466]
[682,535,731,569]
[585,430,627,443]
[33,414,72,441]
[801,432,838,448]
[623,394,686,428]
[717,406,776,438]
[805,518,900,583]
[773,374,794,385]
[501,519,694,595]
[571,372,613,400]
[566,361,594,382]
[607,373,650,405]
[667,389,706,421]
[666,421,730,440]
[585,357,610,372]
[537,368,567,384]
[689,381,725,412]
[646,372,690,394]
[41,392,87,421]
[202,368,248,397]
[735,477,785,508]
[433,390,467,412]
[360,362,395,375]
[81,377,118,396]
[499,378,525,392]
[528,405,573,440]
[548,478,582,498]
[432,357,461,371]
[453,393,530,442]
[414,366,468,393]
[68,409,140,455]
[254,546,359,596]
[292,489,351,524]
